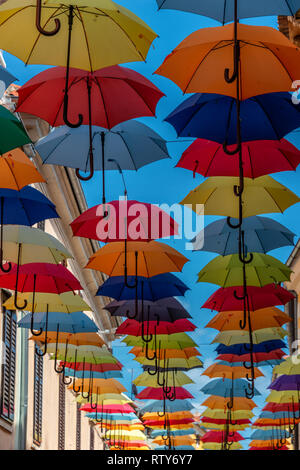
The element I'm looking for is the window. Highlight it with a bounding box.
[76,402,81,450]
[58,375,65,450]
[90,423,95,450]
[0,309,17,422]
[33,347,43,446]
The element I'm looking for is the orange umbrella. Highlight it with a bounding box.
[203,364,264,380]
[143,411,193,420]
[0,148,45,190]
[253,418,300,427]
[201,396,256,411]
[155,23,300,100]
[85,241,189,277]
[205,308,291,331]
[68,378,126,395]
[30,331,105,347]
[250,440,287,448]
[153,436,195,446]
[130,346,200,359]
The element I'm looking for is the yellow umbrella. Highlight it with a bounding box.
[202,442,242,450]
[273,357,300,376]
[203,364,264,379]
[76,393,131,405]
[203,423,249,431]
[133,370,194,387]
[29,331,105,347]
[69,378,126,394]
[180,176,300,218]
[4,291,92,313]
[212,327,287,346]
[0,1,156,70]
[266,390,300,403]
[201,409,255,420]
[134,356,203,369]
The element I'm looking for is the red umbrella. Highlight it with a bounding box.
[17,66,164,130]
[201,417,251,425]
[263,403,300,413]
[202,284,294,312]
[217,350,286,363]
[201,431,244,443]
[143,418,194,426]
[80,403,135,414]
[116,319,196,336]
[135,387,194,400]
[70,199,178,242]
[177,138,300,178]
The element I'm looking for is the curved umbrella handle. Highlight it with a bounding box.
[30,275,43,336]
[36,0,61,36]
[222,140,241,155]
[224,1,239,84]
[35,304,49,357]
[63,93,83,129]
[72,349,81,393]
[14,244,27,311]
[75,153,94,181]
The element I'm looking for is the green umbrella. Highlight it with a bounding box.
[122,332,196,349]
[0,106,31,153]
[133,370,194,387]
[197,253,291,287]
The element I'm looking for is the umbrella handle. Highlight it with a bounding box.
[90,387,99,411]
[36,0,61,36]
[0,194,12,271]
[35,305,49,357]
[14,244,28,311]
[30,275,43,336]
[124,238,138,289]
[222,140,241,156]
[72,350,81,393]
[224,0,239,84]
[54,325,64,374]
[75,79,94,180]
[75,154,94,181]
[107,158,128,198]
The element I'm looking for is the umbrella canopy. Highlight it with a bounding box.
[178,138,300,179]
[217,350,286,365]
[123,332,196,349]
[201,378,261,397]
[70,199,178,242]
[197,253,291,287]
[18,311,98,334]
[0,65,16,98]
[36,121,170,173]
[153,436,195,446]
[17,65,164,129]
[85,241,189,277]
[0,262,82,293]
[0,105,31,153]
[0,148,45,190]
[266,390,300,403]
[97,273,188,301]
[0,1,156,70]
[80,403,134,413]
[151,428,195,437]
[192,216,295,255]
[136,387,193,400]
[138,356,202,370]
[166,92,300,144]
[0,186,58,226]
[133,370,193,387]
[131,346,199,359]
[155,0,300,22]
[69,378,126,395]
[203,364,264,380]
[1,226,72,265]
[201,430,244,443]
[202,442,242,450]
[4,291,91,313]
[105,297,191,322]
[216,340,287,355]
[181,176,300,218]
[269,375,300,391]
[117,319,196,336]
[263,402,300,413]
[140,400,194,413]
[273,357,300,375]
[201,409,255,420]
[65,369,122,380]
[203,284,294,312]
[64,362,122,373]
[155,24,300,99]
[206,308,291,331]
[201,396,256,411]
[213,327,287,346]
[30,331,104,347]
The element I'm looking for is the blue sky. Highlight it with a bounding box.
[3,0,300,449]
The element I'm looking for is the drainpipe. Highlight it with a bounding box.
[14,312,28,450]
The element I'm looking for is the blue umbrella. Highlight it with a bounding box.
[201,378,261,397]
[36,122,170,203]
[0,65,17,98]
[151,428,195,437]
[165,93,300,145]
[259,411,297,419]
[141,400,194,413]
[192,216,295,255]
[0,186,58,226]
[154,445,196,450]
[215,340,287,356]
[156,1,300,23]
[96,273,189,301]
[218,360,282,368]
[250,429,290,440]
[18,311,98,333]
[268,374,300,391]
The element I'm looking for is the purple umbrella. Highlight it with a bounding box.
[268,375,300,391]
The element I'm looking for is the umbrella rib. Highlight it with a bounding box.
[37,132,71,164]
[114,131,138,171]
[3,158,21,190]
[253,97,282,141]
[246,143,255,179]
[204,145,221,177]
[174,100,207,137]
[94,79,110,129]
[76,8,93,73]
[262,187,285,214]
[258,41,295,85]
[276,146,297,170]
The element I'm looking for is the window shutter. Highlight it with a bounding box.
[90,423,95,450]
[33,347,43,446]
[58,375,65,450]
[0,310,17,422]
[76,402,81,450]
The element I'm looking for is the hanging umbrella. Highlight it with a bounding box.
[272,357,300,375]
[30,331,104,347]
[153,436,195,446]
[213,327,287,346]
[269,375,300,392]
[202,442,242,450]
[201,378,261,397]
[165,93,300,144]
[203,364,264,380]
[155,24,300,99]
[117,319,196,336]
[4,291,91,313]
[105,297,191,322]
[18,311,98,334]
[192,216,295,255]
[0,65,16,98]
[68,378,126,394]
[0,1,157,129]
[80,403,134,414]
[218,350,286,364]
[0,148,45,190]
[155,0,300,21]
[0,105,31,153]
[201,430,244,443]
[178,138,300,179]
[131,346,199,359]
[136,387,193,400]
[85,241,189,277]
[197,253,291,287]
[141,400,194,413]
[123,332,196,349]
[216,340,287,356]
[181,176,300,219]
[201,396,256,411]
[97,273,188,301]
[67,369,122,380]
[206,308,291,331]
[137,356,202,370]
[201,409,255,420]
[133,370,193,387]
[203,284,294,312]
[151,428,195,437]
[71,199,178,242]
